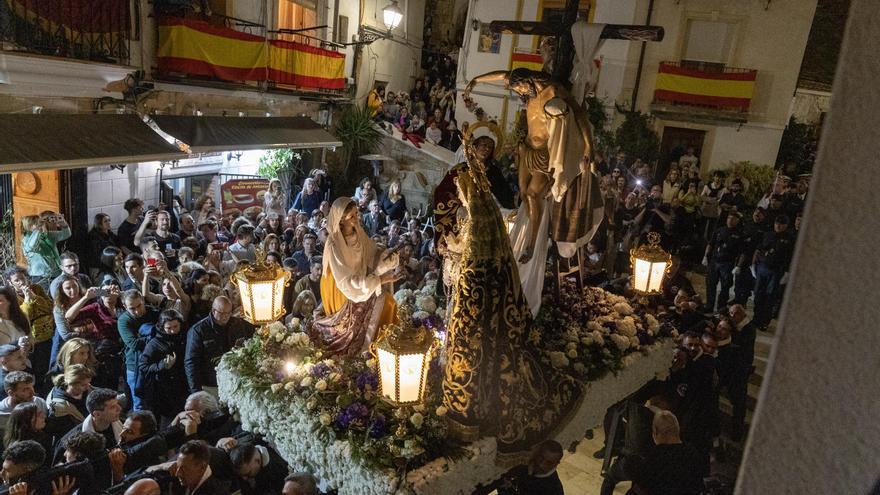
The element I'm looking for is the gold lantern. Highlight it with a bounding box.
[233,250,290,326]
[374,308,435,406]
[630,232,672,296]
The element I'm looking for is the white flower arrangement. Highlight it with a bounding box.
[393,289,415,305]
[416,295,437,314]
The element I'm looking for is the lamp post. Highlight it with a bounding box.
[382,0,404,31]
[234,251,290,328]
[630,232,671,301]
[374,308,435,407]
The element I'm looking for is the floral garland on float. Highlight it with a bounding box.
[218,282,678,494]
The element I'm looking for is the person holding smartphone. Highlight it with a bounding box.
[150,211,182,271]
[20,213,71,292]
[61,282,123,391]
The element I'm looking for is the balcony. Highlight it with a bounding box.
[0,0,132,64]
[651,61,758,124]
[154,13,348,98]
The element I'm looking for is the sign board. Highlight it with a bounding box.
[220,178,269,218]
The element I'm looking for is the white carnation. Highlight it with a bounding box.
[610,334,630,351]
[616,317,637,337]
[549,351,570,369]
[415,294,438,313]
[613,302,634,316]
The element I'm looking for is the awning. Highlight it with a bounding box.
[0,114,187,172]
[151,115,342,153]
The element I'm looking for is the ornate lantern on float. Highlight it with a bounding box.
[630,232,672,298]
[373,308,435,407]
[234,250,290,328]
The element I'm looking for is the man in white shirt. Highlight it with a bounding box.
[0,372,48,429]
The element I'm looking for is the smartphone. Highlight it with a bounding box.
[211,242,228,251]
[146,257,158,267]
[95,288,107,298]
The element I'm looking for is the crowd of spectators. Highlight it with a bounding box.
[2,160,441,493]
[3,122,808,494]
[366,54,463,151]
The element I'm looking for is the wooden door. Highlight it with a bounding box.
[12,171,63,266]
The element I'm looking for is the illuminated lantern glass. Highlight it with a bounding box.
[374,311,434,406]
[630,232,672,296]
[382,0,404,30]
[234,255,290,325]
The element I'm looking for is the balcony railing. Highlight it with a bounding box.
[155,15,347,96]
[653,61,758,113]
[0,0,132,64]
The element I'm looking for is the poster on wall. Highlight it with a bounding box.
[220,178,269,218]
[478,23,501,53]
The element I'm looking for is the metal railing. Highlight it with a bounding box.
[0,0,132,64]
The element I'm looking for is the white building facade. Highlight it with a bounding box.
[453,0,818,172]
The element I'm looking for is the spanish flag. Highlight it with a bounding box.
[510,51,543,72]
[157,17,345,90]
[654,63,757,111]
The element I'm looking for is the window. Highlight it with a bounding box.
[681,18,739,68]
[277,0,318,43]
[336,15,349,45]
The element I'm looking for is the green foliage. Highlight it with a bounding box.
[584,95,615,153]
[614,111,660,164]
[776,116,817,171]
[257,148,306,179]
[330,104,384,195]
[334,104,383,170]
[726,161,777,205]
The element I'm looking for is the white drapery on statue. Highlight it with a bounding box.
[569,20,606,104]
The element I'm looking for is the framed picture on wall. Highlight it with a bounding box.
[478,23,501,53]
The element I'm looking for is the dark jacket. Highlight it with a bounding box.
[117,308,160,371]
[184,315,254,393]
[137,329,189,418]
[120,434,167,475]
[380,194,407,222]
[628,442,704,495]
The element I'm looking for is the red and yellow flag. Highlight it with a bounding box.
[510,51,543,72]
[157,17,345,90]
[654,63,757,111]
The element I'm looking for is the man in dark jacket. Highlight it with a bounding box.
[137,310,189,424]
[113,410,167,479]
[118,290,160,411]
[184,297,254,395]
[727,304,757,440]
[627,410,704,495]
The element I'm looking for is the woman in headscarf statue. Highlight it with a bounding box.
[439,122,581,459]
[311,197,400,356]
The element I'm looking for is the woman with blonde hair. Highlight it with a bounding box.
[380,180,407,222]
[46,363,94,435]
[264,178,287,217]
[48,337,98,379]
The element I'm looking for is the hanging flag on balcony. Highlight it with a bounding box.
[156,17,345,90]
[654,62,757,111]
[269,40,345,90]
[157,18,267,81]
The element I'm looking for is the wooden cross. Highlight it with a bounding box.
[490,0,664,82]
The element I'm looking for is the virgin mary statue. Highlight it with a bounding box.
[312,197,399,356]
[440,122,581,459]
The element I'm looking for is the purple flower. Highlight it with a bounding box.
[310,363,331,378]
[356,372,379,393]
[368,414,387,438]
[336,402,370,430]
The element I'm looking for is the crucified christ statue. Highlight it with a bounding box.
[464,67,593,263]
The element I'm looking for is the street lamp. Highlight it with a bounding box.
[630,232,671,297]
[234,251,290,325]
[374,308,435,406]
[382,0,404,31]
